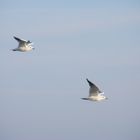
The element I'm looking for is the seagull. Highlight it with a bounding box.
[12,36,35,52]
[81,79,108,101]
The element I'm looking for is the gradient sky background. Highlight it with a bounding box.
[0,0,140,140]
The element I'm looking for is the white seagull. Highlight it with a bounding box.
[13,36,35,52]
[81,79,108,101]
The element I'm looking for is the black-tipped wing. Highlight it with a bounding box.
[86,79,102,96]
[13,36,27,43]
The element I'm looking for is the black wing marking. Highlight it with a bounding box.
[13,36,27,43]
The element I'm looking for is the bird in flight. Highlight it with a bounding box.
[81,79,108,101]
[12,36,35,52]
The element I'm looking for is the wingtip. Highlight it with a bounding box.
[81,98,88,100]
[13,36,18,40]
[86,78,94,87]
[86,78,91,84]
[12,49,16,51]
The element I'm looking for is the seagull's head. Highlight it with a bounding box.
[28,42,35,50]
[104,96,108,100]
[100,95,108,100]
[29,45,35,50]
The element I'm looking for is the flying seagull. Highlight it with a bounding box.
[12,36,35,52]
[81,79,108,101]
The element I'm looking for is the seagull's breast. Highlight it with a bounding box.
[18,46,32,52]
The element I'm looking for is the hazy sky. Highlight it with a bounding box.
[0,0,140,140]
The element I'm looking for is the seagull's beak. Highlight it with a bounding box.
[32,47,35,50]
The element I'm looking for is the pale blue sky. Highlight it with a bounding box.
[0,0,140,140]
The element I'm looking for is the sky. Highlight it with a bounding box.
[0,0,140,140]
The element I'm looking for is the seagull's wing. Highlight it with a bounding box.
[13,36,27,43]
[86,79,102,96]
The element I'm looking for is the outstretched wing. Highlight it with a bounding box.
[13,36,27,43]
[86,79,102,96]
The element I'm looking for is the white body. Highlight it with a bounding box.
[13,45,33,52]
[88,94,107,101]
